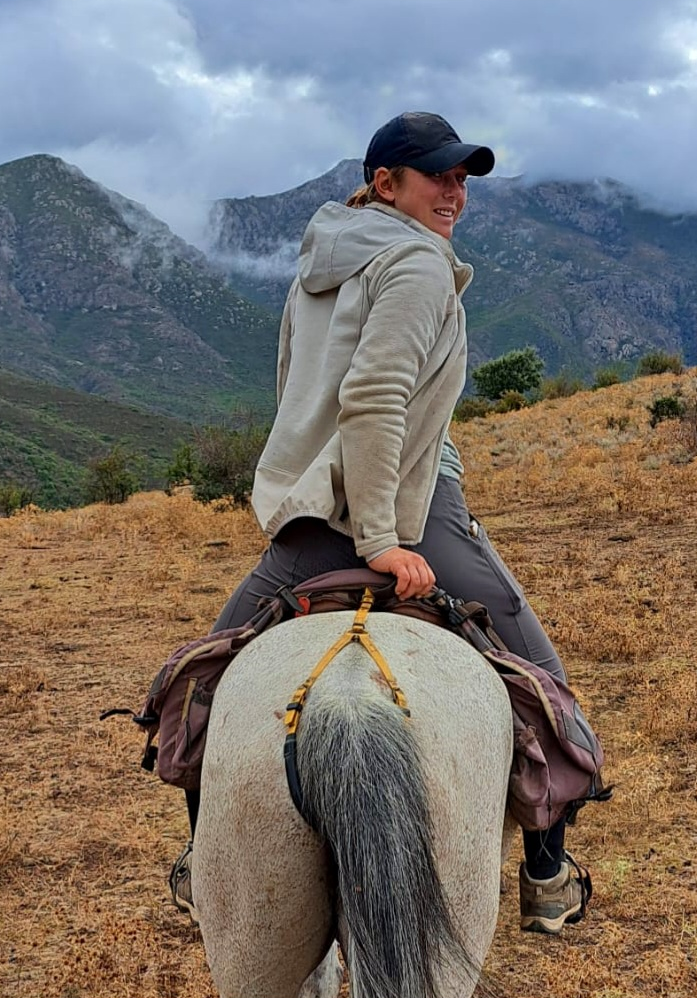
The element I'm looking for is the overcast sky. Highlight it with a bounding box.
[1,0,696,241]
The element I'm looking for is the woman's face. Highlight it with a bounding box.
[378,165,468,239]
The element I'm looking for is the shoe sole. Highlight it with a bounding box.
[520,898,582,934]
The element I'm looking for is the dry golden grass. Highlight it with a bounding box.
[1,369,696,998]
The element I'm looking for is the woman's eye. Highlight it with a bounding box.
[430,172,467,186]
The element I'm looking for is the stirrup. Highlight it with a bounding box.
[169,841,199,924]
[564,850,593,922]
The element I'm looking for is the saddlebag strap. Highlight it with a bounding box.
[283,587,410,818]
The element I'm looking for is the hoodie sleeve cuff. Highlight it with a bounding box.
[354,534,400,564]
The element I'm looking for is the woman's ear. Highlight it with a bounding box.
[373,167,396,203]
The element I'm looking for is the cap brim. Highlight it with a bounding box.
[408,142,495,177]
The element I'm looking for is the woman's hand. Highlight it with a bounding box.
[368,547,436,600]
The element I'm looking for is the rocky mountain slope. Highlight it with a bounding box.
[1,148,695,451]
[210,161,697,377]
[0,155,279,421]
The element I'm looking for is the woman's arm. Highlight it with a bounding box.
[338,240,452,564]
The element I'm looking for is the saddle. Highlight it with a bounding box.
[103,568,612,831]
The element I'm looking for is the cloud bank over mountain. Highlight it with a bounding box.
[1,0,696,239]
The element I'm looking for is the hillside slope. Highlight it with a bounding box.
[1,368,695,997]
[0,368,194,507]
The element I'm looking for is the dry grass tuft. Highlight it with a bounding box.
[2,368,697,997]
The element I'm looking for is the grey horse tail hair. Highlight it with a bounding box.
[296,689,487,998]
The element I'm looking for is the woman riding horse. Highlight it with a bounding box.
[171,111,589,939]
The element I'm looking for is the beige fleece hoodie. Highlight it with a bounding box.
[251,200,473,562]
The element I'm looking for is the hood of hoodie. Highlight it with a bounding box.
[298,201,474,297]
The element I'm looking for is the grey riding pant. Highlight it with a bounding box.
[212,475,565,682]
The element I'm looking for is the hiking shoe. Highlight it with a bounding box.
[519,855,592,935]
[169,841,199,924]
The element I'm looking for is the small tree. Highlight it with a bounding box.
[190,423,269,507]
[84,445,140,505]
[472,347,545,401]
[648,394,685,428]
[636,351,683,377]
[166,442,197,491]
[0,482,34,518]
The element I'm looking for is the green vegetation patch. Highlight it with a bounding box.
[0,369,195,508]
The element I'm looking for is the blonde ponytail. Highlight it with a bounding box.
[345,182,377,208]
[345,167,406,208]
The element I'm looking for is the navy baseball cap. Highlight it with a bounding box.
[363,111,495,183]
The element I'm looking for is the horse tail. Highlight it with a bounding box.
[296,689,480,998]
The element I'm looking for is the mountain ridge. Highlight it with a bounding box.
[2,151,696,506]
[0,154,279,421]
[209,159,697,374]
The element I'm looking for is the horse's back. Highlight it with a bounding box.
[195,611,513,998]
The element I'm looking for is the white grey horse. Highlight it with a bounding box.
[194,611,514,998]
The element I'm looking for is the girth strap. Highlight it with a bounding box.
[283,588,410,820]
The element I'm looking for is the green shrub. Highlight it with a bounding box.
[592,367,621,390]
[648,394,686,428]
[540,371,584,400]
[0,483,34,518]
[84,445,141,505]
[636,351,683,377]
[190,423,270,507]
[166,443,197,491]
[471,347,545,401]
[494,390,528,413]
[452,397,494,422]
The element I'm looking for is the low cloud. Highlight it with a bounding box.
[0,0,695,242]
[208,242,301,283]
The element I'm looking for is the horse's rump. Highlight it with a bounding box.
[194,611,513,998]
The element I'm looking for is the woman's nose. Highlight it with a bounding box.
[441,174,462,194]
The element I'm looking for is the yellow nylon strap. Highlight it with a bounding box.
[353,630,409,713]
[283,588,410,736]
[284,630,355,736]
[351,588,375,630]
